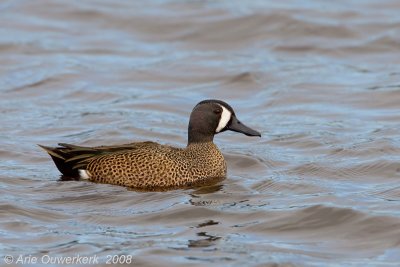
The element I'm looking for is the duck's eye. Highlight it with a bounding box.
[214,109,222,115]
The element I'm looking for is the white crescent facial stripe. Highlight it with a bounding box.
[216,104,232,133]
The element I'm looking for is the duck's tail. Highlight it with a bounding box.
[38,143,100,177]
[39,141,157,177]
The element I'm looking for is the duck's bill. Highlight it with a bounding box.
[227,117,261,137]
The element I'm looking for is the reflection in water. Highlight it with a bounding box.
[189,220,221,248]
[188,232,222,248]
[196,220,219,228]
[191,184,224,195]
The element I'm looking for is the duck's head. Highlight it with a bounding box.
[188,99,261,144]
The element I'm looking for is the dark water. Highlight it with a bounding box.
[1,1,400,266]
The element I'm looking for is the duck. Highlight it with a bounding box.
[39,99,261,189]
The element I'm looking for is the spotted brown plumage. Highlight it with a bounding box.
[39,99,261,190]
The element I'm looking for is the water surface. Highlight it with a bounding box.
[1,1,400,266]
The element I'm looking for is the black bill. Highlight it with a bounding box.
[227,116,261,137]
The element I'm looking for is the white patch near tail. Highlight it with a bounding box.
[79,169,91,180]
[216,104,232,133]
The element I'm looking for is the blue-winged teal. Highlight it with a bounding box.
[39,99,261,189]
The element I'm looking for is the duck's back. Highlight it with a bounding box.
[85,142,226,189]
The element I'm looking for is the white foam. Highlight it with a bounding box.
[79,169,91,180]
[216,104,232,133]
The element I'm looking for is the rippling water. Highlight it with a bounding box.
[1,0,400,266]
